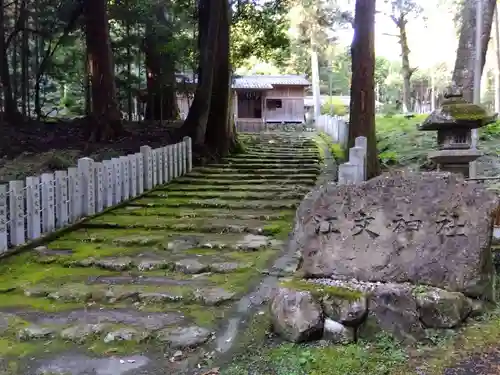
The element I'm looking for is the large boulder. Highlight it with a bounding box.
[269,287,324,343]
[414,287,471,328]
[357,283,425,343]
[292,172,497,301]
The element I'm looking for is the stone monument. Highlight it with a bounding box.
[270,171,499,344]
[417,93,497,178]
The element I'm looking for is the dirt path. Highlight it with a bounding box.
[0,132,320,375]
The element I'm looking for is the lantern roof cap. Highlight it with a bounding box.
[418,93,497,131]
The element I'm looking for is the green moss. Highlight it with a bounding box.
[208,269,262,294]
[0,338,39,358]
[262,221,292,237]
[0,293,82,311]
[440,100,492,120]
[330,143,345,162]
[280,279,364,302]
[0,253,115,290]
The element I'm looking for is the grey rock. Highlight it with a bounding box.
[47,284,94,302]
[468,298,487,318]
[210,262,249,273]
[358,283,425,343]
[94,257,134,271]
[294,172,497,301]
[136,259,169,271]
[103,328,147,343]
[113,235,165,246]
[414,287,471,328]
[60,323,107,343]
[138,292,183,304]
[18,325,55,341]
[69,257,96,267]
[36,354,149,375]
[195,288,235,306]
[165,236,201,251]
[174,259,208,274]
[322,295,367,327]
[269,287,324,343]
[323,318,354,344]
[104,287,140,303]
[236,234,271,251]
[24,287,49,297]
[156,326,212,349]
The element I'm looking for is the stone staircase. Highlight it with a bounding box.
[0,132,321,374]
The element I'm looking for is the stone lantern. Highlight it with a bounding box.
[417,93,497,178]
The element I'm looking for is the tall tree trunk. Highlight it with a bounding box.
[204,0,235,156]
[143,6,178,122]
[21,4,28,117]
[180,0,221,146]
[83,0,124,141]
[494,3,500,113]
[452,0,496,102]
[391,14,415,113]
[0,0,20,122]
[349,0,380,179]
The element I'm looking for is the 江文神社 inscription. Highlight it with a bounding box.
[436,211,467,237]
[290,171,498,301]
[391,213,422,233]
[351,210,379,239]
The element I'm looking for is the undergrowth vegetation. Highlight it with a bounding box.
[376,114,500,170]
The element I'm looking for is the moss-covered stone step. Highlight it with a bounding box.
[112,206,295,220]
[35,238,278,266]
[245,146,317,153]
[53,229,284,252]
[158,184,311,193]
[22,283,237,306]
[129,197,299,210]
[240,144,316,150]
[147,190,307,201]
[83,215,289,236]
[192,167,320,175]
[243,153,319,160]
[206,163,320,170]
[223,156,319,163]
[0,308,216,349]
[184,172,318,180]
[245,148,319,154]
[172,177,316,186]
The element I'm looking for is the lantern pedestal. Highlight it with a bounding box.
[428,149,482,178]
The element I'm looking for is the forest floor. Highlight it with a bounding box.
[0,119,183,183]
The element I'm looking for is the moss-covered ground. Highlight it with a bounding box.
[0,132,321,371]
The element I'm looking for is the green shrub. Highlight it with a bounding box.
[376,114,435,168]
[330,143,345,162]
[321,97,348,117]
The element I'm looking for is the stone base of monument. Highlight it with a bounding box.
[269,278,486,344]
[269,171,499,345]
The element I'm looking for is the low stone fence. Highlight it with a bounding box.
[0,137,193,254]
[315,115,348,148]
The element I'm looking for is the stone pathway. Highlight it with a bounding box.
[0,132,320,374]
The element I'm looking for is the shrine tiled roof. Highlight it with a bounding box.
[232,75,310,89]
